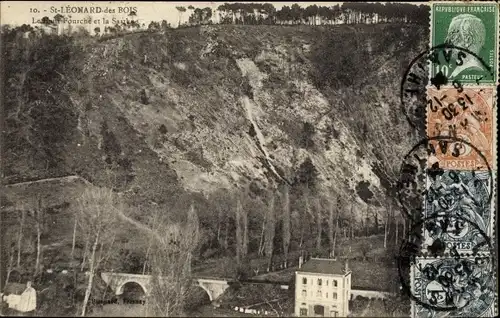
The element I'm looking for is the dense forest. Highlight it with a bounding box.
[201,2,428,25]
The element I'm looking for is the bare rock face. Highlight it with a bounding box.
[146,28,420,207]
[83,24,422,215]
[3,23,426,220]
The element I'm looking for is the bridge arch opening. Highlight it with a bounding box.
[184,285,211,312]
[118,281,147,303]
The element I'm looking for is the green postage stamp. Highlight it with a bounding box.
[431,2,498,84]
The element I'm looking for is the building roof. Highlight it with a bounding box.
[297,258,350,276]
[2,283,26,295]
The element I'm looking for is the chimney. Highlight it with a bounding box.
[344,259,349,273]
[299,255,303,269]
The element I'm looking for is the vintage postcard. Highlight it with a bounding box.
[0,1,497,317]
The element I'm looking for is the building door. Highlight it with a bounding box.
[314,305,325,317]
[330,310,339,317]
[300,308,308,316]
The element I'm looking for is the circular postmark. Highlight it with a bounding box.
[400,44,494,134]
[397,215,494,314]
[396,136,493,223]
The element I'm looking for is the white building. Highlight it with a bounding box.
[294,258,351,317]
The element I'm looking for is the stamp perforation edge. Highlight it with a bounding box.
[492,3,498,315]
[493,1,499,315]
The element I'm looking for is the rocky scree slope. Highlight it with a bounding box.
[97,24,424,214]
[5,24,427,220]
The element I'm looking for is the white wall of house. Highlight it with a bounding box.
[294,271,351,317]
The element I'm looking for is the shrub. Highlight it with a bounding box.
[140,88,149,104]
[158,124,168,134]
[300,122,315,149]
[101,121,122,161]
[184,148,212,170]
[294,158,318,186]
[248,124,257,137]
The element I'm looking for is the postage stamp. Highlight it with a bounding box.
[422,170,493,254]
[411,255,497,318]
[431,2,498,84]
[426,86,495,170]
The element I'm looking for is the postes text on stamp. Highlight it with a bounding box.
[431,2,498,84]
[426,87,494,170]
[411,255,496,318]
[397,135,493,222]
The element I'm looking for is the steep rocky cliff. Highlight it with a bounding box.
[3,23,427,221]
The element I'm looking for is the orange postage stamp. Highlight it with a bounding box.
[426,86,494,170]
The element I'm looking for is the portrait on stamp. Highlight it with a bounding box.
[432,3,498,84]
[445,14,487,78]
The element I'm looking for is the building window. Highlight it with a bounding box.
[302,277,307,285]
[317,278,322,286]
[326,292,328,298]
[326,280,329,286]
[301,290,307,297]
[314,305,325,316]
[316,290,322,297]
[332,279,338,287]
[332,292,337,299]
[330,310,339,317]
[300,308,308,317]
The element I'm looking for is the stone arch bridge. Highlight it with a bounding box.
[350,288,392,300]
[100,272,234,302]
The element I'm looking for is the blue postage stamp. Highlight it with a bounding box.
[411,255,496,318]
[422,170,493,254]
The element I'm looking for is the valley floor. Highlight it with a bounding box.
[89,299,405,317]
[89,303,257,317]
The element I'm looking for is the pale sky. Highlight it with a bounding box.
[0,1,347,27]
